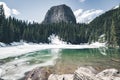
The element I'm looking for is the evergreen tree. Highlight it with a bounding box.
[0,5,5,42]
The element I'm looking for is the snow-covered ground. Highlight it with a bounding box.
[0,42,106,60]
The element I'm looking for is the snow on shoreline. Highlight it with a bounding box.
[0,41,106,59]
[0,42,106,80]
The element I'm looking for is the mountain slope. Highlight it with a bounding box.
[89,6,120,46]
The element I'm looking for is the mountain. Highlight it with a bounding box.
[74,9,103,23]
[42,4,76,24]
[89,6,120,47]
[0,4,88,44]
[1,3,120,47]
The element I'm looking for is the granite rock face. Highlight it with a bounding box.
[42,4,76,24]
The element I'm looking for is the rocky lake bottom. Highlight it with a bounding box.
[25,48,120,80]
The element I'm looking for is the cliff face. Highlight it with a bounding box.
[42,4,76,24]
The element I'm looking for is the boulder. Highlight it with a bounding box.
[25,66,120,80]
[73,67,99,80]
[96,68,120,80]
[25,67,52,80]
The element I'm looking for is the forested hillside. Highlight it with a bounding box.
[0,4,120,47]
[0,5,89,44]
[89,6,120,47]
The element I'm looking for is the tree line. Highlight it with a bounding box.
[89,6,120,47]
[0,4,120,47]
[0,5,89,44]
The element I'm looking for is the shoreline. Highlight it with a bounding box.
[1,42,119,80]
[0,42,106,59]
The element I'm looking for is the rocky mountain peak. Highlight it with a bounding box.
[42,4,76,24]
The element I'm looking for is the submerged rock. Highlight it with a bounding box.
[25,67,53,80]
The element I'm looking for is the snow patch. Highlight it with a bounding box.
[74,9,104,23]
[0,34,106,59]
[0,2,20,17]
[112,5,119,9]
[0,48,61,80]
[0,42,7,47]
[0,41,106,59]
[48,34,67,45]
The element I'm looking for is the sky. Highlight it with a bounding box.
[0,0,120,23]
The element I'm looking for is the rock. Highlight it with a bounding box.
[111,58,120,62]
[0,78,4,80]
[96,68,120,80]
[73,67,120,80]
[42,4,76,24]
[25,66,120,80]
[48,74,73,80]
[25,67,53,80]
[73,67,99,80]
[0,68,2,77]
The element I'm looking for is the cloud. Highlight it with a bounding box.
[74,9,104,23]
[0,2,20,17]
[79,0,85,2]
[12,9,20,15]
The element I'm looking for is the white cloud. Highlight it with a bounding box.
[0,2,20,17]
[12,9,20,15]
[74,9,104,23]
[79,0,85,2]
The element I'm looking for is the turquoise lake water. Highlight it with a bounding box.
[0,48,120,79]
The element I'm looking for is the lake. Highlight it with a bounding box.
[0,47,120,79]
